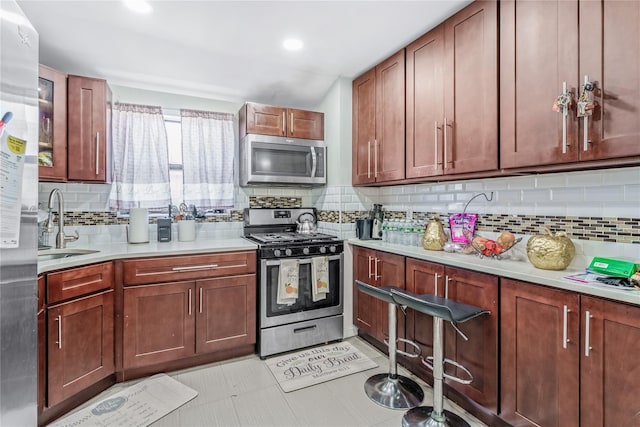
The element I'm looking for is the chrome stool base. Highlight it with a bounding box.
[402,406,470,427]
[364,373,424,410]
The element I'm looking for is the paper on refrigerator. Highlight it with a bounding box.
[0,114,27,248]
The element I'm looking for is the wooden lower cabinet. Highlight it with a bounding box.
[123,281,195,369]
[196,275,256,354]
[122,274,257,370]
[580,296,640,427]
[405,259,498,412]
[47,290,114,407]
[352,247,405,344]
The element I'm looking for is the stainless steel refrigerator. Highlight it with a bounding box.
[0,1,39,424]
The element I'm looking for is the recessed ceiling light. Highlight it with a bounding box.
[283,38,304,51]
[122,0,152,14]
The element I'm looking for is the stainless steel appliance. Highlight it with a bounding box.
[243,208,343,358]
[0,2,39,424]
[239,134,326,187]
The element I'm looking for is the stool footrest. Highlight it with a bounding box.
[383,337,422,359]
[421,356,474,385]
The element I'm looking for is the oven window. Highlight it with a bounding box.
[265,257,341,318]
[252,145,311,177]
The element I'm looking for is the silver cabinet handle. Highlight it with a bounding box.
[290,112,294,134]
[434,121,439,168]
[368,256,374,279]
[583,75,590,152]
[188,289,192,316]
[563,305,571,349]
[367,141,371,179]
[444,275,450,299]
[282,112,286,135]
[172,264,219,271]
[585,310,593,357]
[434,273,439,295]
[56,315,62,349]
[443,117,452,168]
[95,132,100,175]
[374,257,381,280]
[562,82,568,154]
[374,140,379,178]
[199,287,203,314]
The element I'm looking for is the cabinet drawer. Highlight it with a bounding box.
[122,251,257,285]
[47,262,113,304]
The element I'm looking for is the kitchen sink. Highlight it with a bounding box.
[37,248,100,261]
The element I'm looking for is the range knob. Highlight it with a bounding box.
[302,247,310,255]
[273,249,282,257]
[319,246,327,254]
[329,245,337,253]
[285,248,293,256]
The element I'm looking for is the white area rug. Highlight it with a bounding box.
[50,373,198,427]
[266,341,378,392]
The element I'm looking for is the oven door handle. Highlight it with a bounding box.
[264,254,342,266]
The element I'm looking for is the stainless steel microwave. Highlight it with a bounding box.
[239,134,326,186]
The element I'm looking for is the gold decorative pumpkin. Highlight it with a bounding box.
[422,216,448,251]
[526,228,575,270]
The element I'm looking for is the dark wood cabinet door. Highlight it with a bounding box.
[444,267,498,411]
[288,108,324,140]
[196,275,256,354]
[501,279,579,427]
[38,65,67,182]
[580,296,640,427]
[352,247,378,335]
[579,0,640,161]
[406,27,445,179]
[122,281,195,369]
[245,102,286,137]
[352,69,377,185]
[443,0,498,175]
[375,49,405,182]
[376,251,405,343]
[404,258,444,369]
[500,0,579,168]
[67,75,110,182]
[47,290,114,407]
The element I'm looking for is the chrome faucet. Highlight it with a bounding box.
[44,188,79,249]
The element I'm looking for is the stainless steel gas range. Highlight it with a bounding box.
[243,208,344,358]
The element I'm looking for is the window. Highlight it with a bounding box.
[164,115,183,205]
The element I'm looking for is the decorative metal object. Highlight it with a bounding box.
[526,227,576,270]
[422,216,448,251]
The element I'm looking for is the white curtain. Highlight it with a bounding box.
[180,109,234,208]
[109,103,171,210]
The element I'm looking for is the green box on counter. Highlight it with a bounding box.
[588,257,638,278]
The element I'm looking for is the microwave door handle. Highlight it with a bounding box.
[310,147,317,178]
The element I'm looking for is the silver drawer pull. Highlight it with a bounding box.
[56,315,62,349]
[172,264,219,271]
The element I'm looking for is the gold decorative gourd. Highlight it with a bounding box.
[422,216,448,251]
[526,228,576,270]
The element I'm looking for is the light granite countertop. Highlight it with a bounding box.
[37,238,258,274]
[347,238,640,306]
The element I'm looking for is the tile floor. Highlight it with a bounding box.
[62,337,488,427]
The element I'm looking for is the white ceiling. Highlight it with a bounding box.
[18,0,471,109]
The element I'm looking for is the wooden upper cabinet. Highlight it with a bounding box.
[579,0,640,161]
[239,102,323,140]
[352,69,377,185]
[38,65,67,182]
[352,50,405,185]
[406,26,445,179]
[443,0,498,175]
[67,75,111,182]
[375,49,406,183]
[500,0,579,169]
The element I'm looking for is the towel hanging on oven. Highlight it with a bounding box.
[312,256,330,302]
[277,259,299,305]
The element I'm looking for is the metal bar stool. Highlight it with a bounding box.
[390,288,489,427]
[355,280,424,410]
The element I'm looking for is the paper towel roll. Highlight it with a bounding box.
[128,208,149,243]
